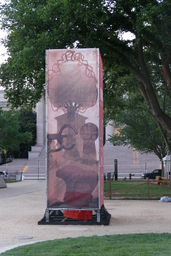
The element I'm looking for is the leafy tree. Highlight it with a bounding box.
[103,60,171,154]
[104,68,171,160]
[109,108,170,161]
[1,0,171,135]
[0,108,33,162]
[13,108,36,158]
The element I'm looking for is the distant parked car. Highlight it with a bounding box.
[141,169,162,179]
[0,171,8,180]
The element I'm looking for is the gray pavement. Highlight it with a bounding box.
[1,179,171,254]
[0,179,46,199]
[0,180,47,254]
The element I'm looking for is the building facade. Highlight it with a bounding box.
[0,91,161,176]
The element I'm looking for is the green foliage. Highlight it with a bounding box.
[103,66,141,123]
[1,234,171,256]
[16,108,36,158]
[0,108,35,160]
[108,107,170,160]
[1,0,171,135]
[0,149,12,164]
[0,109,22,152]
[104,71,171,159]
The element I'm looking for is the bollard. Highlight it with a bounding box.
[109,178,112,200]
[129,173,135,180]
[114,159,118,180]
[147,177,150,199]
[20,172,22,181]
[107,172,111,180]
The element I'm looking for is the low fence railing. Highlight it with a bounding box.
[104,178,171,200]
[104,172,143,181]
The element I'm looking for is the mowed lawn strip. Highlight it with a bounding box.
[104,181,171,199]
[1,233,171,256]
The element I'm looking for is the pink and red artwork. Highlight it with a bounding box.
[46,49,104,209]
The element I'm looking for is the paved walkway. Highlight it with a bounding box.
[1,180,171,254]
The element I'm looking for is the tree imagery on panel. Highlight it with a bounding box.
[46,49,100,208]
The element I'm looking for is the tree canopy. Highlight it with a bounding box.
[1,0,171,136]
[108,96,171,161]
[104,67,171,159]
[0,108,36,162]
[0,108,33,160]
[16,108,36,158]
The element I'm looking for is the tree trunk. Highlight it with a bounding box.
[126,39,171,135]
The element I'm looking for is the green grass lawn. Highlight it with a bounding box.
[5,180,19,183]
[104,180,171,199]
[1,233,171,256]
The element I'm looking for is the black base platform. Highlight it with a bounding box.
[38,205,111,225]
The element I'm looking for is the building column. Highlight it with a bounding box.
[36,94,45,146]
[106,121,114,141]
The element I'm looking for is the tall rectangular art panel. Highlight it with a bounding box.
[46,49,104,211]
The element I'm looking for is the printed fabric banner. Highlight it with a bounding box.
[46,49,103,209]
